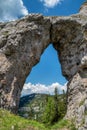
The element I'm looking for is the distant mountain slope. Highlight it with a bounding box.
[19,93,36,108]
[18,93,67,122]
[18,93,49,121]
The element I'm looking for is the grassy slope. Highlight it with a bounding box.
[0,109,77,130]
[0,109,48,130]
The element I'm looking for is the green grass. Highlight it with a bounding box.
[51,119,77,130]
[0,109,77,130]
[0,109,48,130]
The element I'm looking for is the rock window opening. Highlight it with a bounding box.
[21,44,67,97]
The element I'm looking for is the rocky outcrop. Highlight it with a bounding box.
[0,14,51,113]
[0,2,87,129]
[51,4,87,129]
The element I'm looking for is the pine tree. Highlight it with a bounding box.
[53,87,59,122]
[42,88,67,125]
[62,89,67,115]
[43,96,55,124]
[43,88,59,125]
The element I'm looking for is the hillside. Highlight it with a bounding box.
[0,109,48,130]
[0,109,77,130]
[18,93,51,121]
[0,92,76,130]
[18,93,67,122]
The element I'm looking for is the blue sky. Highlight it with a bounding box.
[23,0,85,85]
[26,45,65,85]
[22,0,85,95]
[0,0,85,95]
[23,0,85,16]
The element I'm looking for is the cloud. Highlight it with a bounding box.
[0,0,28,22]
[39,0,62,8]
[21,82,67,96]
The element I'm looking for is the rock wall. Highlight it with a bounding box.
[0,15,51,113]
[0,2,87,129]
[51,4,87,129]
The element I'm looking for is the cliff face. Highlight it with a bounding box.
[51,5,87,129]
[0,2,87,129]
[0,15,51,113]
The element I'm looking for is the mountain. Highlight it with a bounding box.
[18,93,67,123]
[18,93,49,121]
[19,93,36,108]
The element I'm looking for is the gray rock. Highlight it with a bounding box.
[0,2,87,130]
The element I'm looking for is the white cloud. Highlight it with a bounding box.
[21,82,67,96]
[39,0,62,8]
[0,0,28,22]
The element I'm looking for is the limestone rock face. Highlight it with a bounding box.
[52,17,83,80]
[0,2,87,130]
[0,14,51,113]
[66,72,87,129]
[51,4,87,129]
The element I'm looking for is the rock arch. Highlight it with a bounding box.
[0,2,87,128]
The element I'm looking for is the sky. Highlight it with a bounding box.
[0,0,85,96]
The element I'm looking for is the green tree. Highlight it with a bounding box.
[28,105,34,119]
[42,88,67,125]
[58,89,67,118]
[43,96,56,125]
[62,89,67,112]
[53,87,59,122]
[43,88,59,125]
